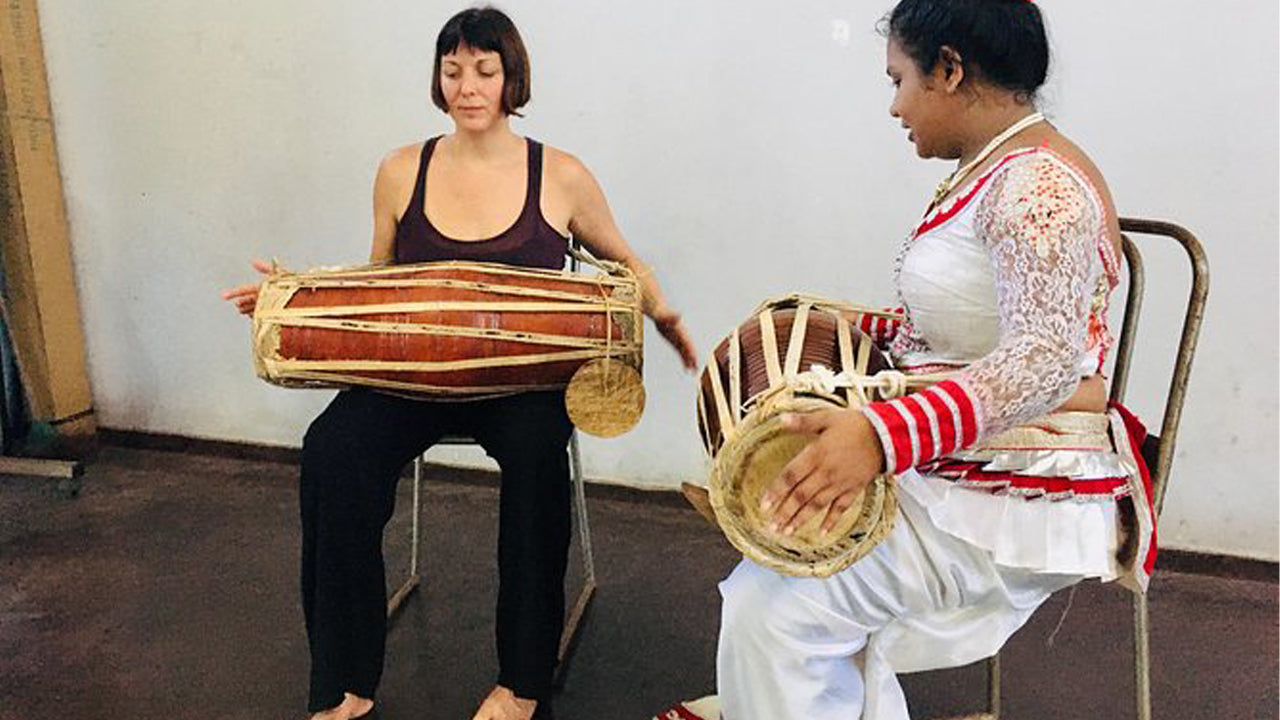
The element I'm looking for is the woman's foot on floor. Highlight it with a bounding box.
[308,692,374,720]
[471,685,540,720]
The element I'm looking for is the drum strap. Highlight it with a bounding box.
[833,308,859,407]
[758,310,783,386]
[783,303,811,379]
[729,329,743,423]
[706,355,737,443]
[855,330,872,374]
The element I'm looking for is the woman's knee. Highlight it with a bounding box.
[301,411,356,475]
[720,561,874,656]
[719,561,799,642]
[299,400,389,504]
[484,431,572,476]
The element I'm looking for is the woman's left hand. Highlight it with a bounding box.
[650,304,699,371]
[760,408,886,536]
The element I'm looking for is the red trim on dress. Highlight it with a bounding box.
[913,147,1043,238]
[918,459,1131,499]
[1111,401,1158,578]
[935,380,979,447]
[658,704,713,720]
[899,395,937,462]
[920,389,960,457]
[866,402,915,473]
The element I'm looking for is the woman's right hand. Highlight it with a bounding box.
[220,259,275,316]
[649,303,699,371]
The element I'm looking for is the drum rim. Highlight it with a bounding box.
[708,392,897,578]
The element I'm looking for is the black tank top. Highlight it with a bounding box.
[394,136,569,269]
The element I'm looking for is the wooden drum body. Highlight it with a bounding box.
[252,260,645,437]
[696,294,896,577]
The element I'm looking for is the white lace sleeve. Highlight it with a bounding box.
[861,152,1106,474]
[957,152,1101,438]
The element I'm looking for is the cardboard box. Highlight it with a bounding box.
[0,0,95,441]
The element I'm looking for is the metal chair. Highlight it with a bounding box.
[936,217,1210,720]
[386,432,597,681]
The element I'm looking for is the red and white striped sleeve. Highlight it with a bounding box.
[860,380,981,474]
[860,152,1103,474]
[850,307,904,350]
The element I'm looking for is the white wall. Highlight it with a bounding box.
[37,0,1278,561]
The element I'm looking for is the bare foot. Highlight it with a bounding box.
[471,685,538,720]
[308,693,374,720]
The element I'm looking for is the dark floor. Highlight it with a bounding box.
[0,445,1275,720]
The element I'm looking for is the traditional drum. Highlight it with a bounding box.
[252,256,645,437]
[696,294,899,577]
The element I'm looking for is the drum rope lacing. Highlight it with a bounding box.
[702,296,952,448]
[253,257,642,395]
[699,295,907,577]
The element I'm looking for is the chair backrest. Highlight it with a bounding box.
[1107,218,1210,515]
[569,236,582,272]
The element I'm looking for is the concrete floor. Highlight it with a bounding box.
[0,445,1275,720]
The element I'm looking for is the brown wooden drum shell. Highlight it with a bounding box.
[253,261,643,397]
[697,300,891,455]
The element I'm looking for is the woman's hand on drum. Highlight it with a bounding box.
[760,408,886,536]
[650,303,699,371]
[220,259,275,316]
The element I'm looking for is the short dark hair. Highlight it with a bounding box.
[881,0,1049,99]
[431,7,531,117]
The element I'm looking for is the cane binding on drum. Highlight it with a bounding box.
[252,252,645,437]
[697,295,918,577]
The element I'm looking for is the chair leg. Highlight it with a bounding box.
[387,456,424,619]
[986,652,1001,719]
[555,433,597,684]
[1134,593,1152,720]
[569,433,595,586]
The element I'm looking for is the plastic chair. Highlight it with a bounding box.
[934,217,1210,720]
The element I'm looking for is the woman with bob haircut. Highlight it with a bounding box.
[661,1,1155,718]
[224,6,697,720]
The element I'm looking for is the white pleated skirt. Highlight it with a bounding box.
[902,470,1122,579]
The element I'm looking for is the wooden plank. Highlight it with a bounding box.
[0,454,81,479]
[0,0,95,436]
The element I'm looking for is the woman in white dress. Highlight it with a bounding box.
[664,1,1156,718]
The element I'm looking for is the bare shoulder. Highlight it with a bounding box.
[542,144,594,190]
[378,142,425,183]
[373,141,425,216]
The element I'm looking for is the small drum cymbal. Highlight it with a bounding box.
[565,357,646,438]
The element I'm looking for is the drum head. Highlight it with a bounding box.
[709,395,896,578]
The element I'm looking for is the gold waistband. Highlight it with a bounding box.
[974,411,1112,452]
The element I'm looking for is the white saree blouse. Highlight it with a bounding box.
[853,147,1152,585]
